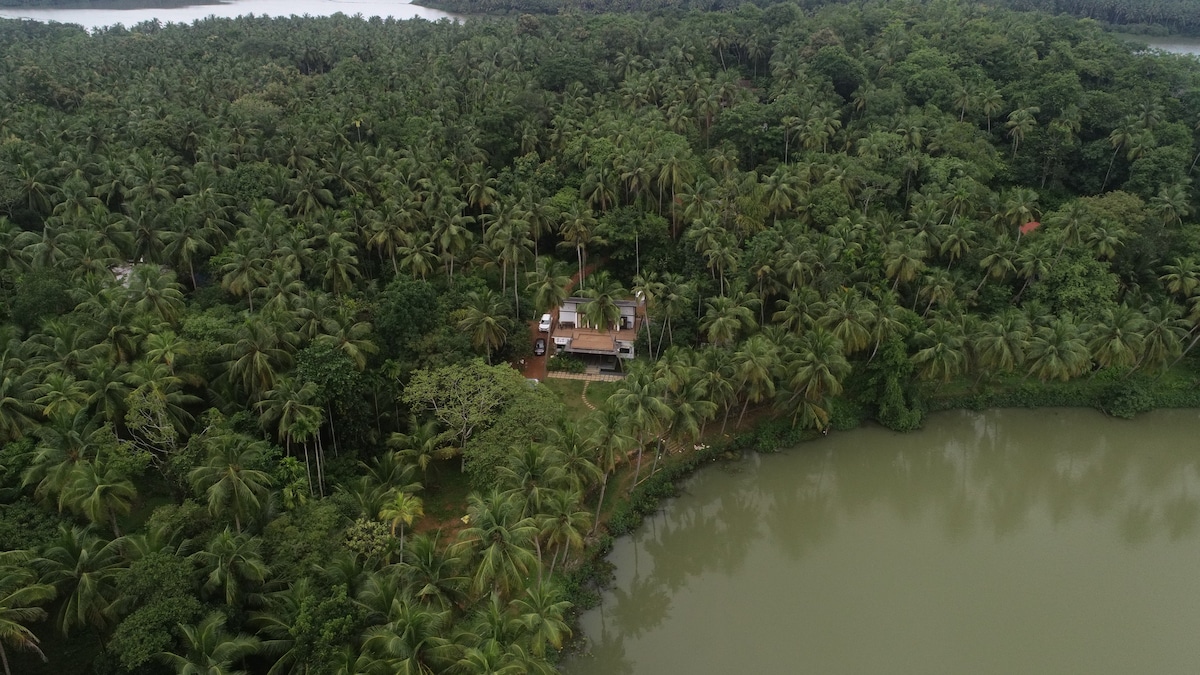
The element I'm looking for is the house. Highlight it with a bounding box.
[552,296,643,362]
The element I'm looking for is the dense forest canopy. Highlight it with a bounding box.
[4,2,1200,673]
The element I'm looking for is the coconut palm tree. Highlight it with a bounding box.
[817,288,874,354]
[401,533,469,612]
[454,490,539,600]
[607,370,672,486]
[189,436,274,533]
[194,528,269,607]
[585,407,635,532]
[911,317,969,382]
[1087,305,1146,373]
[972,310,1030,382]
[60,460,136,537]
[457,290,511,364]
[359,599,453,675]
[777,329,850,430]
[525,258,571,317]
[0,554,56,675]
[1026,316,1091,382]
[158,611,261,675]
[701,293,757,347]
[733,334,779,427]
[556,204,602,290]
[380,492,425,555]
[578,272,626,332]
[35,524,125,637]
[511,582,572,659]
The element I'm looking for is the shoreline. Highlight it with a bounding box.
[558,367,1200,657]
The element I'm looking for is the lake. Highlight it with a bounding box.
[0,0,456,30]
[564,408,1200,674]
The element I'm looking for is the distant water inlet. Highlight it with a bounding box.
[1119,33,1200,56]
[563,408,1200,674]
[0,0,456,30]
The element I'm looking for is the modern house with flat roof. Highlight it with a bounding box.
[551,296,642,362]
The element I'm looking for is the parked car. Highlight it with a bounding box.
[538,313,553,332]
[533,338,546,356]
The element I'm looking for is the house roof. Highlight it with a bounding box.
[570,333,617,352]
[1020,220,1041,235]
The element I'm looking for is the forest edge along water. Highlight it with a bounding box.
[7,3,1200,674]
[563,408,1200,674]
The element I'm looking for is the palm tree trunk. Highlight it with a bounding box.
[315,433,326,498]
[738,397,751,428]
[1169,331,1200,370]
[533,536,543,587]
[632,435,645,486]
[326,404,339,457]
[549,542,563,578]
[592,473,609,533]
[303,441,314,495]
[1101,145,1120,192]
[577,246,584,291]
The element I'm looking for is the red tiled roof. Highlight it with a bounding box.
[1020,221,1041,235]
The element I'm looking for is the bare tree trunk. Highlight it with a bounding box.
[327,404,339,457]
[738,397,751,427]
[592,473,609,533]
[303,442,314,495]
[632,436,645,486]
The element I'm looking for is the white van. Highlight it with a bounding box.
[538,314,553,332]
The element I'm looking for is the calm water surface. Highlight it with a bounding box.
[0,0,455,29]
[564,409,1200,675]
[1118,33,1200,56]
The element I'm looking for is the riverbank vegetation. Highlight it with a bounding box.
[4,2,1200,672]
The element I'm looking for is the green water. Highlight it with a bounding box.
[564,408,1200,674]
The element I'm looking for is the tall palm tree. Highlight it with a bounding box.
[35,524,125,637]
[585,407,635,532]
[1087,305,1146,373]
[380,492,425,555]
[701,294,756,347]
[556,204,602,290]
[194,529,269,607]
[189,436,274,533]
[607,370,672,486]
[973,310,1030,382]
[578,272,626,332]
[158,612,261,675]
[525,257,571,316]
[401,533,469,611]
[0,555,56,675]
[457,290,511,364]
[1026,316,1091,382]
[359,599,453,675]
[777,329,850,430]
[60,460,136,537]
[511,582,572,659]
[733,334,779,427]
[911,317,969,382]
[454,490,539,600]
[817,288,875,354]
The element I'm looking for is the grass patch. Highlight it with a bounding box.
[543,379,590,418]
[586,381,618,408]
[415,457,473,535]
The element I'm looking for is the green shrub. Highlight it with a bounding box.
[547,353,587,373]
